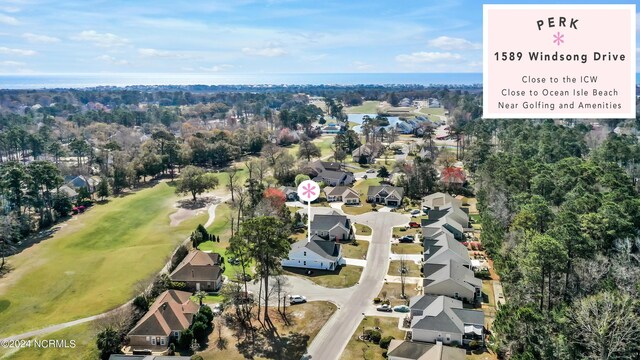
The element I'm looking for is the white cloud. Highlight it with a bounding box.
[396,51,463,63]
[0,46,36,56]
[71,30,129,47]
[199,64,233,72]
[427,36,480,50]
[0,60,24,66]
[241,46,286,57]
[0,14,19,25]
[96,55,129,65]
[0,6,20,13]
[137,48,192,59]
[22,33,60,43]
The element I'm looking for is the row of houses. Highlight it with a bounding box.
[390,192,484,355]
[126,251,223,353]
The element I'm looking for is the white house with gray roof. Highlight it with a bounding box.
[408,295,484,346]
[422,259,481,303]
[423,229,470,268]
[282,235,345,270]
[310,213,354,242]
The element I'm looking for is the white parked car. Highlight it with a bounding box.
[289,295,307,304]
[366,169,376,173]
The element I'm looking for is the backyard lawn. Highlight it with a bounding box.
[283,265,363,288]
[354,223,372,236]
[341,316,406,360]
[342,178,382,215]
[387,260,421,277]
[342,240,369,259]
[0,182,208,337]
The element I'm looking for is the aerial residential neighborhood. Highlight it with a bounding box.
[0,1,639,360]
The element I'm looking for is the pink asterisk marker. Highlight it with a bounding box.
[553,32,564,46]
[301,183,316,198]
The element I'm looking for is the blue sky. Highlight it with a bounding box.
[0,0,636,74]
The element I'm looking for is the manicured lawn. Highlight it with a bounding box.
[191,293,224,305]
[283,265,363,288]
[387,260,421,277]
[390,243,423,255]
[377,282,420,307]
[0,183,208,337]
[354,223,372,236]
[342,240,369,259]
[198,301,337,359]
[344,101,381,114]
[353,177,382,195]
[417,106,446,116]
[392,226,421,238]
[0,322,99,360]
[341,316,406,360]
[342,202,375,215]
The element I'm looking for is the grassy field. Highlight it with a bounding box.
[198,301,337,359]
[388,260,421,277]
[0,322,99,360]
[354,223,372,236]
[377,282,420,307]
[0,182,208,337]
[342,240,369,259]
[342,178,381,215]
[197,203,254,280]
[340,316,406,360]
[287,136,335,160]
[417,107,446,116]
[283,265,363,288]
[390,243,423,255]
[344,101,381,114]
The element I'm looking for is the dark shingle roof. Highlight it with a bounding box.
[413,311,460,333]
[387,341,436,359]
[310,214,348,231]
[452,308,485,325]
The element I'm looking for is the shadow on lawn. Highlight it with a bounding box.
[283,265,346,278]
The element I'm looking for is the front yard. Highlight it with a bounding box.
[392,226,421,238]
[390,242,423,255]
[342,240,370,259]
[387,260,421,277]
[283,265,363,288]
[198,301,337,360]
[377,282,420,307]
[354,223,372,236]
[340,316,406,360]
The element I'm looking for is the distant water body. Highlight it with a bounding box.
[1,73,638,90]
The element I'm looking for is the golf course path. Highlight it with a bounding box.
[0,194,231,343]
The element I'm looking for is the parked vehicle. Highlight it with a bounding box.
[366,169,376,173]
[212,303,223,315]
[410,209,420,215]
[399,236,414,243]
[376,304,393,312]
[289,295,307,304]
[408,222,420,228]
[393,305,410,313]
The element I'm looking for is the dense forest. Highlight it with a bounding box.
[464,119,640,360]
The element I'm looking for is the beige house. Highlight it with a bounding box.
[324,186,360,204]
[127,290,199,352]
[169,251,223,292]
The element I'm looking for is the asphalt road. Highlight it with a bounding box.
[305,211,408,360]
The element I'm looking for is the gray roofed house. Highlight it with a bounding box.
[422,259,481,303]
[302,160,342,177]
[421,192,460,211]
[313,169,355,186]
[279,186,298,201]
[66,175,101,193]
[324,186,360,204]
[310,213,354,241]
[423,229,470,267]
[408,294,484,346]
[367,185,404,207]
[282,235,345,270]
[352,143,383,164]
[421,211,466,240]
[387,340,465,360]
[54,184,78,198]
